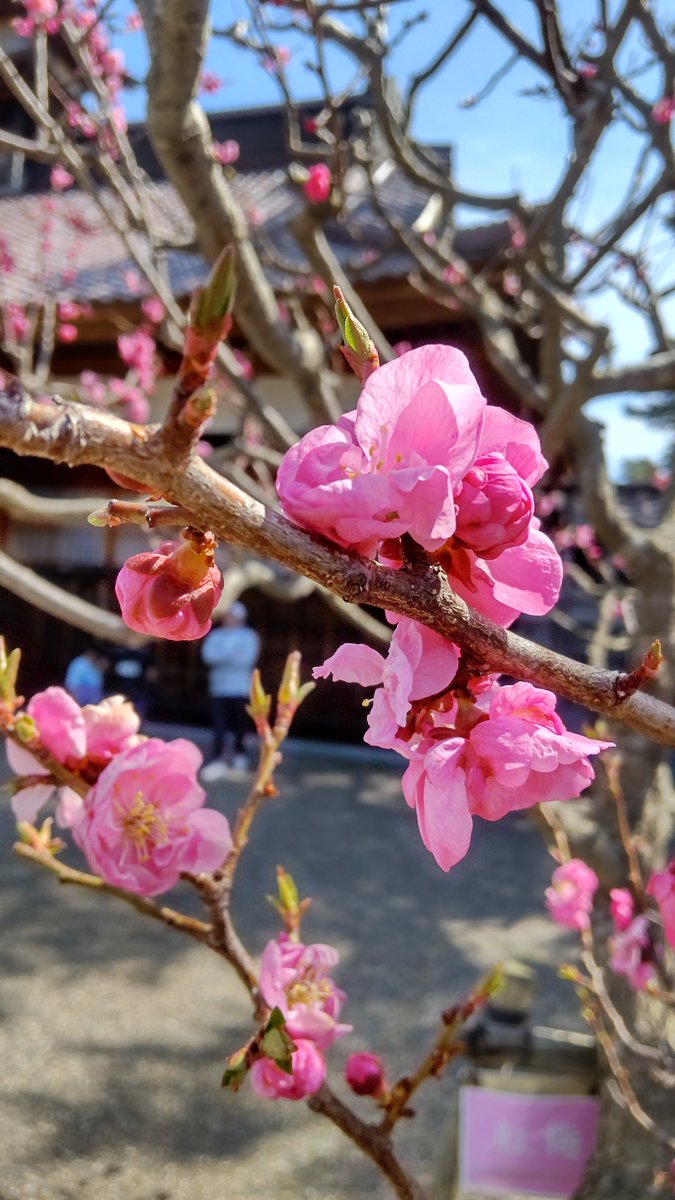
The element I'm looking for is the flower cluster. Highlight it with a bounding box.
[250,934,351,1100]
[546,860,599,931]
[290,344,610,870]
[317,624,610,871]
[7,687,142,826]
[6,687,232,897]
[277,345,562,625]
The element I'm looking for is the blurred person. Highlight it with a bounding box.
[64,646,108,706]
[108,635,158,720]
[200,602,260,781]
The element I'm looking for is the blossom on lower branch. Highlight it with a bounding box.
[71,738,232,896]
[250,1038,326,1101]
[7,687,142,825]
[250,933,351,1100]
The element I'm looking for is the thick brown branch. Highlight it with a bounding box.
[1,388,674,745]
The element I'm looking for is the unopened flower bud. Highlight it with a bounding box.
[333,286,379,381]
[115,531,223,641]
[345,1051,388,1098]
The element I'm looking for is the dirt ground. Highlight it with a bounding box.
[0,743,582,1200]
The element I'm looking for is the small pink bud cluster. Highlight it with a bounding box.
[345,1051,388,1098]
[652,96,675,125]
[303,164,332,204]
[250,934,351,1100]
[115,535,224,641]
[5,687,232,897]
[117,330,158,394]
[212,140,240,166]
[200,71,223,94]
[545,860,599,931]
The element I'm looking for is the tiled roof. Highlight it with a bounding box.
[0,161,510,306]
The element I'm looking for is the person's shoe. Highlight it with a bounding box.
[200,760,228,782]
[231,753,250,772]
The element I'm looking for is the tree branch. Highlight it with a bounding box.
[1,387,674,746]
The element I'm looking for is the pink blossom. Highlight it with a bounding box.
[50,164,74,192]
[123,269,144,295]
[57,323,78,343]
[126,12,144,32]
[81,695,143,762]
[24,0,58,18]
[200,70,223,94]
[652,96,675,125]
[443,263,465,286]
[123,389,151,423]
[250,1038,326,1101]
[345,1051,388,1097]
[71,738,232,895]
[259,933,351,1050]
[609,915,656,990]
[6,687,141,826]
[545,860,599,931]
[401,739,473,871]
[212,139,240,166]
[453,453,534,557]
[579,63,598,79]
[314,619,460,751]
[434,409,561,623]
[646,862,675,948]
[402,683,611,872]
[79,369,107,406]
[610,887,635,933]
[277,345,487,556]
[116,537,223,641]
[466,683,611,819]
[503,269,521,296]
[141,296,166,324]
[4,304,29,341]
[117,329,157,392]
[303,164,332,204]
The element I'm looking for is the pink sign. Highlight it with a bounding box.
[459,1085,600,1197]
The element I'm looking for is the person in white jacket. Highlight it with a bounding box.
[200,602,260,781]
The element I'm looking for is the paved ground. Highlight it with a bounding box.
[0,739,582,1200]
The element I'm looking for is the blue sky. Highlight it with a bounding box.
[113,1,673,477]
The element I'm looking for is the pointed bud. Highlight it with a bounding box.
[274,652,314,741]
[333,285,379,381]
[345,1052,389,1099]
[247,669,272,736]
[0,640,21,703]
[191,247,237,333]
[14,714,38,743]
[88,509,113,527]
[178,385,217,431]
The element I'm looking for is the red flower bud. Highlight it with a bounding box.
[115,533,223,641]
